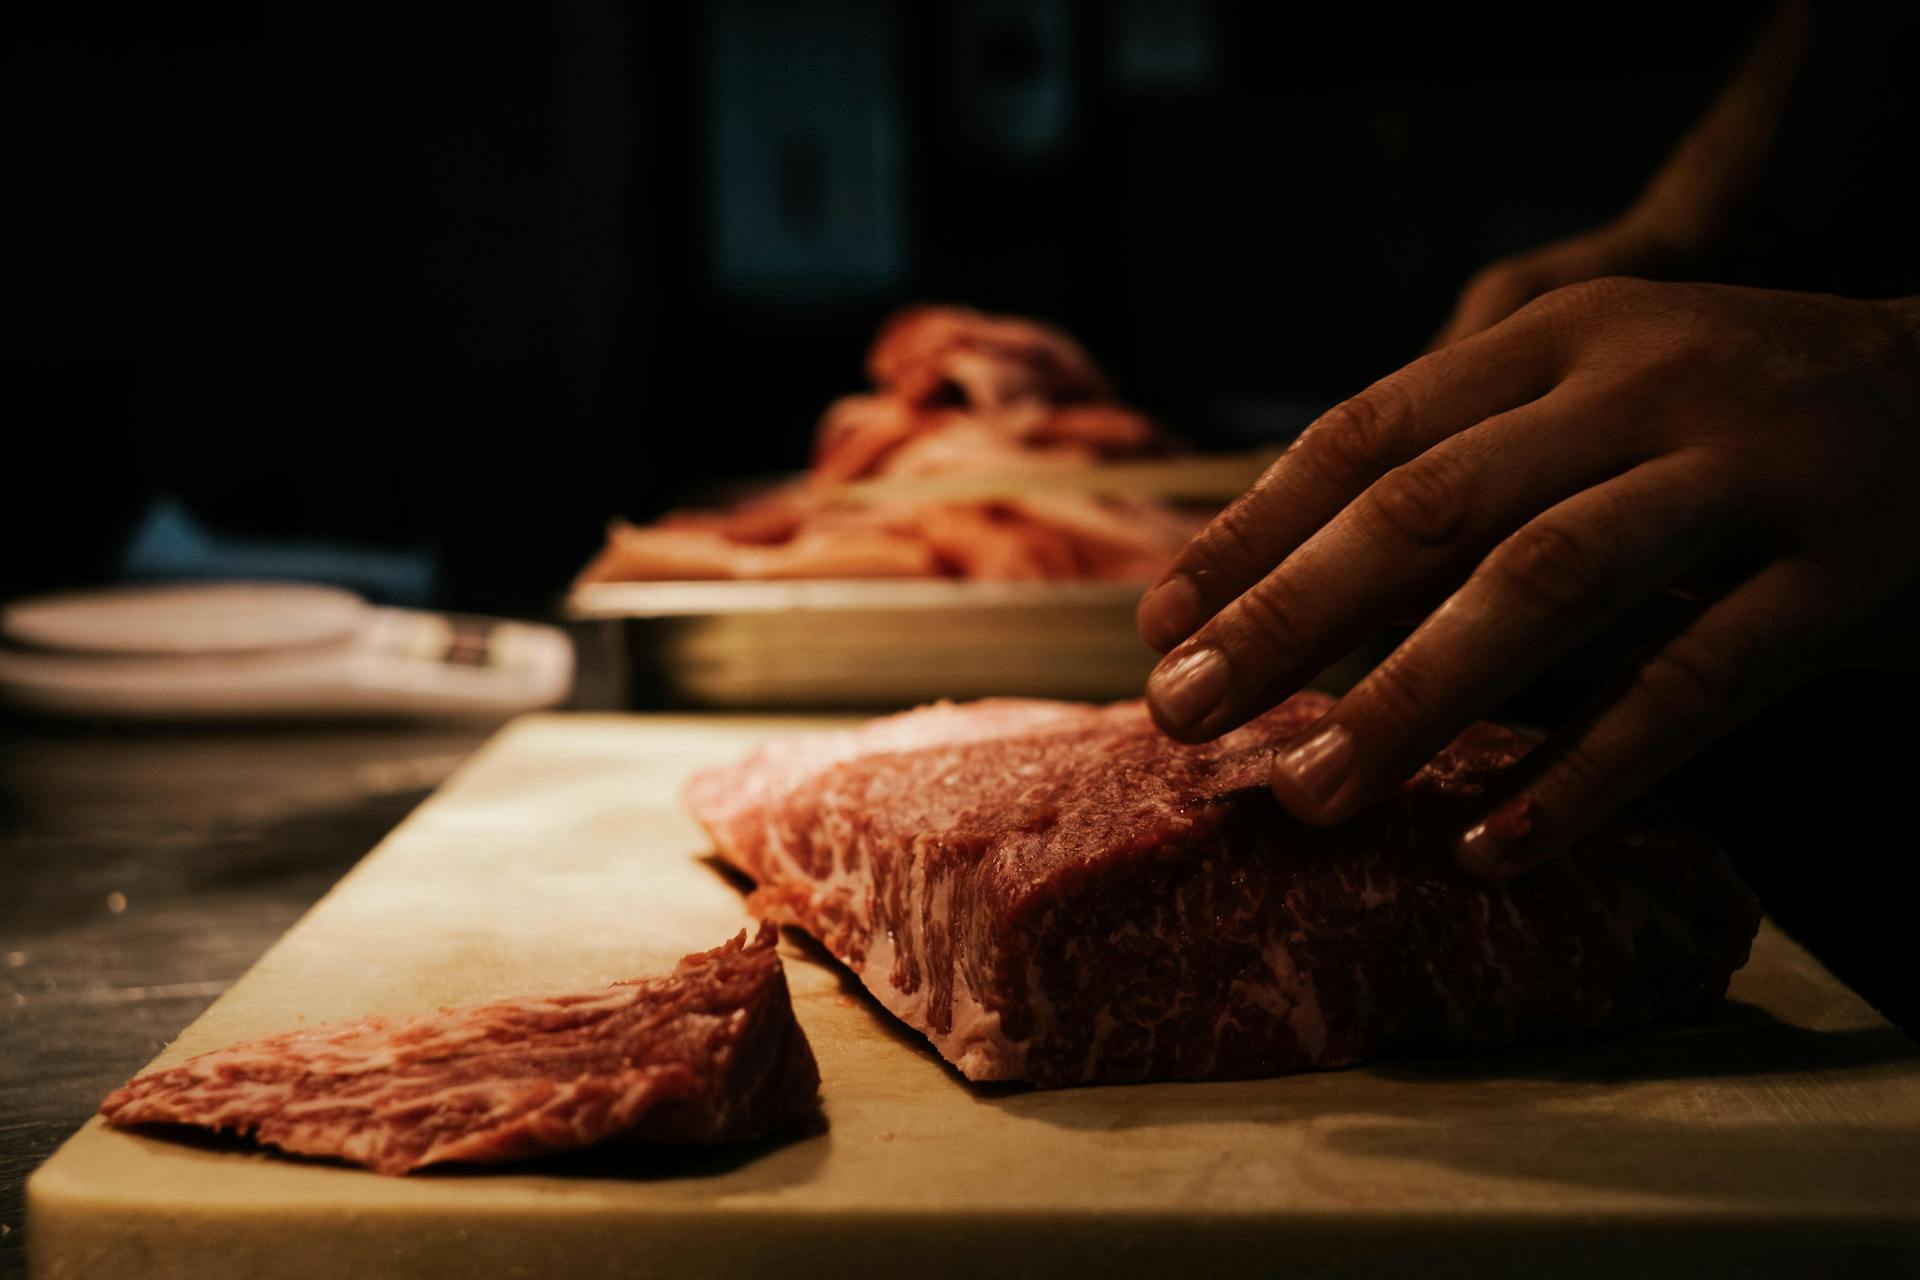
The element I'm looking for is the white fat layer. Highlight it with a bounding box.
[858,925,1025,1081]
[1258,923,1327,1061]
[754,785,1026,1080]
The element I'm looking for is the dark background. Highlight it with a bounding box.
[4,0,1795,614]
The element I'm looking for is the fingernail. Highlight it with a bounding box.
[1275,724,1355,806]
[1137,575,1202,651]
[1147,646,1232,733]
[1458,798,1539,877]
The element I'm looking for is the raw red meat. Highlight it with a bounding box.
[865,304,1113,411]
[575,305,1198,586]
[580,518,942,582]
[99,926,819,1174]
[686,696,1762,1086]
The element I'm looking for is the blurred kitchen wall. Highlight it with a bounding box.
[3,1,1766,614]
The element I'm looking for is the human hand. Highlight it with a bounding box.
[1137,278,1920,879]
[1430,217,1687,350]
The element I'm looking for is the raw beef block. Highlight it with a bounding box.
[100,925,819,1174]
[685,695,1760,1086]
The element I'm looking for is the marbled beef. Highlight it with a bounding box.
[685,695,1760,1086]
[100,926,819,1174]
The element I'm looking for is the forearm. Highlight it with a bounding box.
[1621,0,1810,257]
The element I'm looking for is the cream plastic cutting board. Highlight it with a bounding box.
[28,714,1920,1279]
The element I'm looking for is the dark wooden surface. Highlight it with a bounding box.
[0,719,494,1280]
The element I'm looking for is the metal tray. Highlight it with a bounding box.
[566,579,1159,710]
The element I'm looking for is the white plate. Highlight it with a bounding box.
[2,582,369,656]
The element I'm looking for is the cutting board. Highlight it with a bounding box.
[28,714,1920,1279]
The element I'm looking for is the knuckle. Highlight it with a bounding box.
[1362,451,1471,548]
[1527,275,1646,362]
[1196,503,1267,575]
[1230,575,1313,661]
[1552,274,1643,314]
[1483,520,1603,613]
[1302,384,1410,482]
[1359,653,1432,737]
[1545,739,1613,804]
[1631,636,1735,729]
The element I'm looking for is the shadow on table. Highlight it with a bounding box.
[1365,999,1916,1085]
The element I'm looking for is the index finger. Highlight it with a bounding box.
[1136,308,1564,654]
